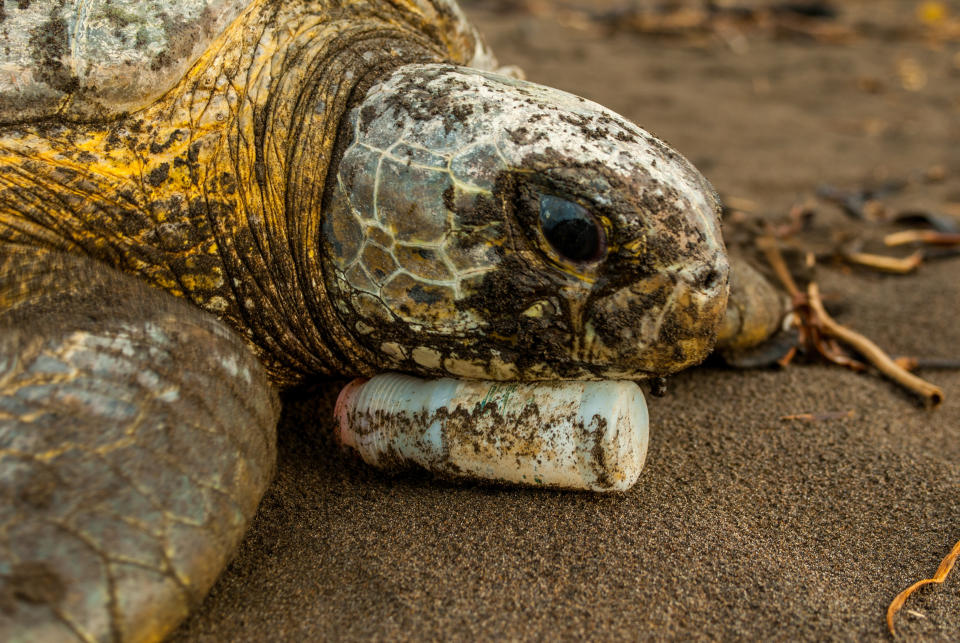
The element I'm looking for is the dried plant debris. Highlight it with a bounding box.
[780,409,854,422]
[728,168,960,276]
[465,0,960,44]
[885,229,960,248]
[716,166,960,400]
[840,249,924,274]
[815,182,905,221]
[891,210,960,234]
[804,280,943,405]
[887,539,960,635]
[914,0,960,41]
[594,1,850,42]
[746,233,945,405]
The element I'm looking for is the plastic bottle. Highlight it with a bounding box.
[334,374,649,492]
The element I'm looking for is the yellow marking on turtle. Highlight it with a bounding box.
[0,0,489,382]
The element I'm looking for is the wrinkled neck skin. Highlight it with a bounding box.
[323,64,729,383]
[0,0,481,384]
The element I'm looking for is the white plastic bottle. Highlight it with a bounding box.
[334,374,649,491]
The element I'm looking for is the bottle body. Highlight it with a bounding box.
[335,374,649,492]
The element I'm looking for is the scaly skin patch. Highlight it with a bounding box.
[1,248,279,642]
[716,254,786,355]
[0,0,490,384]
[0,0,250,122]
[0,0,497,123]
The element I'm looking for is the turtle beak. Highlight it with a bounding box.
[582,246,730,378]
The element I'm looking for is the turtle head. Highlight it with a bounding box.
[322,64,727,380]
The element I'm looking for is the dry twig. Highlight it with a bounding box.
[780,410,854,422]
[756,236,801,298]
[885,229,960,247]
[887,539,960,635]
[842,250,924,274]
[806,283,943,405]
[757,237,944,405]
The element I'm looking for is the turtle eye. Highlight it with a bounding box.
[538,194,606,263]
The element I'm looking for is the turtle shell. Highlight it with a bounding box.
[0,0,495,125]
[0,0,254,123]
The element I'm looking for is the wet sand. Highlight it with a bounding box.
[173,1,960,639]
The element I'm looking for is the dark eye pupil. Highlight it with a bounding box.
[538,194,603,263]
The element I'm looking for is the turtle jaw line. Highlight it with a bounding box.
[362,372,633,404]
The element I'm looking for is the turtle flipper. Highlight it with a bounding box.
[0,248,280,642]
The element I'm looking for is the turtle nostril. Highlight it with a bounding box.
[695,267,723,291]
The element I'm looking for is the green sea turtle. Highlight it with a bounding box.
[0,0,779,639]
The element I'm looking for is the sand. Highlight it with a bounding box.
[172,1,960,639]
